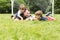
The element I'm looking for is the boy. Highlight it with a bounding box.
[11,4,26,20]
[35,10,47,21]
[35,10,55,21]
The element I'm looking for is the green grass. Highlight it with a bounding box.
[0,14,60,40]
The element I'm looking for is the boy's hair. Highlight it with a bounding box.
[35,10,43,17]
[19,4,26,10]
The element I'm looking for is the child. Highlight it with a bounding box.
[35,10,55,21]
[11,4,26,20]
[35,10,47,21]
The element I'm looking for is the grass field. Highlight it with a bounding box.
[0,14,60,40]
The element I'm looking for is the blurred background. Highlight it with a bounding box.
[0,0,60,14]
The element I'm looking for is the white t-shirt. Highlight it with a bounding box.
[29,15,35,20]
[17,10,22,16]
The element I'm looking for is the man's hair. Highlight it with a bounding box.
[35,10,43,17]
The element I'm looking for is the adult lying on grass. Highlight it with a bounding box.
[26,10,55,21]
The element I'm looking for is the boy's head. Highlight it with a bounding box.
[19,4,26,13]
[35,10,43,19]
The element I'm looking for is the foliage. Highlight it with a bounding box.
[54,0,60,14]
[24,0,51,13]
[0,0,51,13]
[0,0,11,13]
[0,0,60,14]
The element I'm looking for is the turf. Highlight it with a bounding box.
[0,14,60,40]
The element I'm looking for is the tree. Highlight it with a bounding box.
[0,0,11,13]
[55,0,60,14]
[24,0,51,13]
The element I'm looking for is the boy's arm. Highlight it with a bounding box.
[18,10,23,20]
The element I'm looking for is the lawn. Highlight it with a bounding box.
[0,14,60,40]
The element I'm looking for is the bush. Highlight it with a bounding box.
[55,9,60,14]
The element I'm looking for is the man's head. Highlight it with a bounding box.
[24,10,30,18]
[35,10,43,19]
[19,4,26,13]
